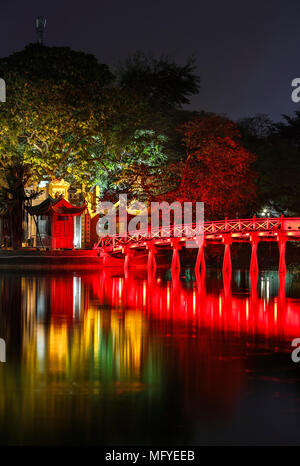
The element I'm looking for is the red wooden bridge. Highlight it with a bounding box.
[95,216,300,274]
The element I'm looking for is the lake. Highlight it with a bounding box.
[0,268,300,445]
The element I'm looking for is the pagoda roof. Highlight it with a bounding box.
[26,195,86,216]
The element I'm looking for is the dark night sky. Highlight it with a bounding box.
[1,0,300,121]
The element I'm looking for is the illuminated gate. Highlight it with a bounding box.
[26,195,86,250]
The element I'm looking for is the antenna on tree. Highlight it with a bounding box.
[35,17,46,45]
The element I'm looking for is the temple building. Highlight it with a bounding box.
[23,180,100,250]
[0,178,144,250]
[25,196,86,249]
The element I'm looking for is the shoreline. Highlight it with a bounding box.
[0,248,299,272]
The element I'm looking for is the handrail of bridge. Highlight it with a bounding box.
[94,216,300,250]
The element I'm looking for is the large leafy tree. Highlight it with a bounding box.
[99,52,202,201]
[116,52,200,111]
[159,115,256,219]
[0,45,202,247]
[238,114,300,215]
[0,44,114,247]
[97,110,202,203]
[95,128,168,201]
[93,52,201,202]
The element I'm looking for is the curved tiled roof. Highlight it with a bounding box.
[26,195,86,216]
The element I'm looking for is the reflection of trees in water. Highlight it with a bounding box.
[0,270,299,444]
[0,274,22,360]
[0,273,164,444]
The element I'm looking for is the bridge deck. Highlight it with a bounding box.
[96,217,300,253]
[94,217,300,274]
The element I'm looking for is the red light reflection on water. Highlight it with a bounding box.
[82,270,300,340]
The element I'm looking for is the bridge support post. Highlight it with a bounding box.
[147,243,156,274]
[195,239,206,277]
[278,234,287,274]
[250,269,258,300]
[279,270,286,305]
[250,233,259,274]
[124,247,133,275]
[222,236,232,275]
[171,238,181,273]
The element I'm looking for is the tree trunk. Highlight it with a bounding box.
[10,203,24,249]
[6,167,26,250]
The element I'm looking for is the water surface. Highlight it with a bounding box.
[0,268,300,445]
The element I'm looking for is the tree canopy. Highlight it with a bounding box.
[0,45,201,247]
[238,113,300,215]
[160,115,257,218]
[116,52,200,111]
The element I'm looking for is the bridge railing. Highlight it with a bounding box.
[95,216,290,251]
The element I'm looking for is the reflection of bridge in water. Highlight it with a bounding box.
[9,269,299,341]
[83,269,299,339]
[96,216,300,275]
[0,267,299,445]
[3,269,299,444]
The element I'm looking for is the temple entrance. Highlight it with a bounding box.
[52,215,74,249]
[26,196,86,250]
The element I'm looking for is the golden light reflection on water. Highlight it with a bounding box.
[0,269,299,444]
[20,277,149,385]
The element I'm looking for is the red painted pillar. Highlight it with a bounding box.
[147,243,156,274]
[278,235,287,274]
[278,270,286,307]
[70,216,75,249]
[124,247,133,275]
[147,266,156,304]
[172,267,180,295]
[250,269,258,300]
[171,238,181,273]
[222,236,232,275]
[250,233,259,274]
[195,239,206,277]
[223,268,232,300]
[195,267,206,297]
[100,251,110,265]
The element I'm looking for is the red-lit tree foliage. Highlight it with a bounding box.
[161,115,256,218]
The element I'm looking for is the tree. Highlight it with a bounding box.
[277,111,300,148]
[238,114,300,215]
[0,44,114,248]
[95,52,201,203]
[95,129,168,201]
[0,45,202,247]
[116,52,200,111]
[160,115,256,219]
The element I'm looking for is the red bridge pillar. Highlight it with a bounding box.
[250,233,259,274]
[279,270,286,304]
[171,238,181,273]
[250,269,258,300]
[222,236,232,275]
[123,247,133,275]
[278,234,287,274]
[195,239,206,277]
[147,243,157,274]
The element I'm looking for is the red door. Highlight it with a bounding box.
[52,215,74,249]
